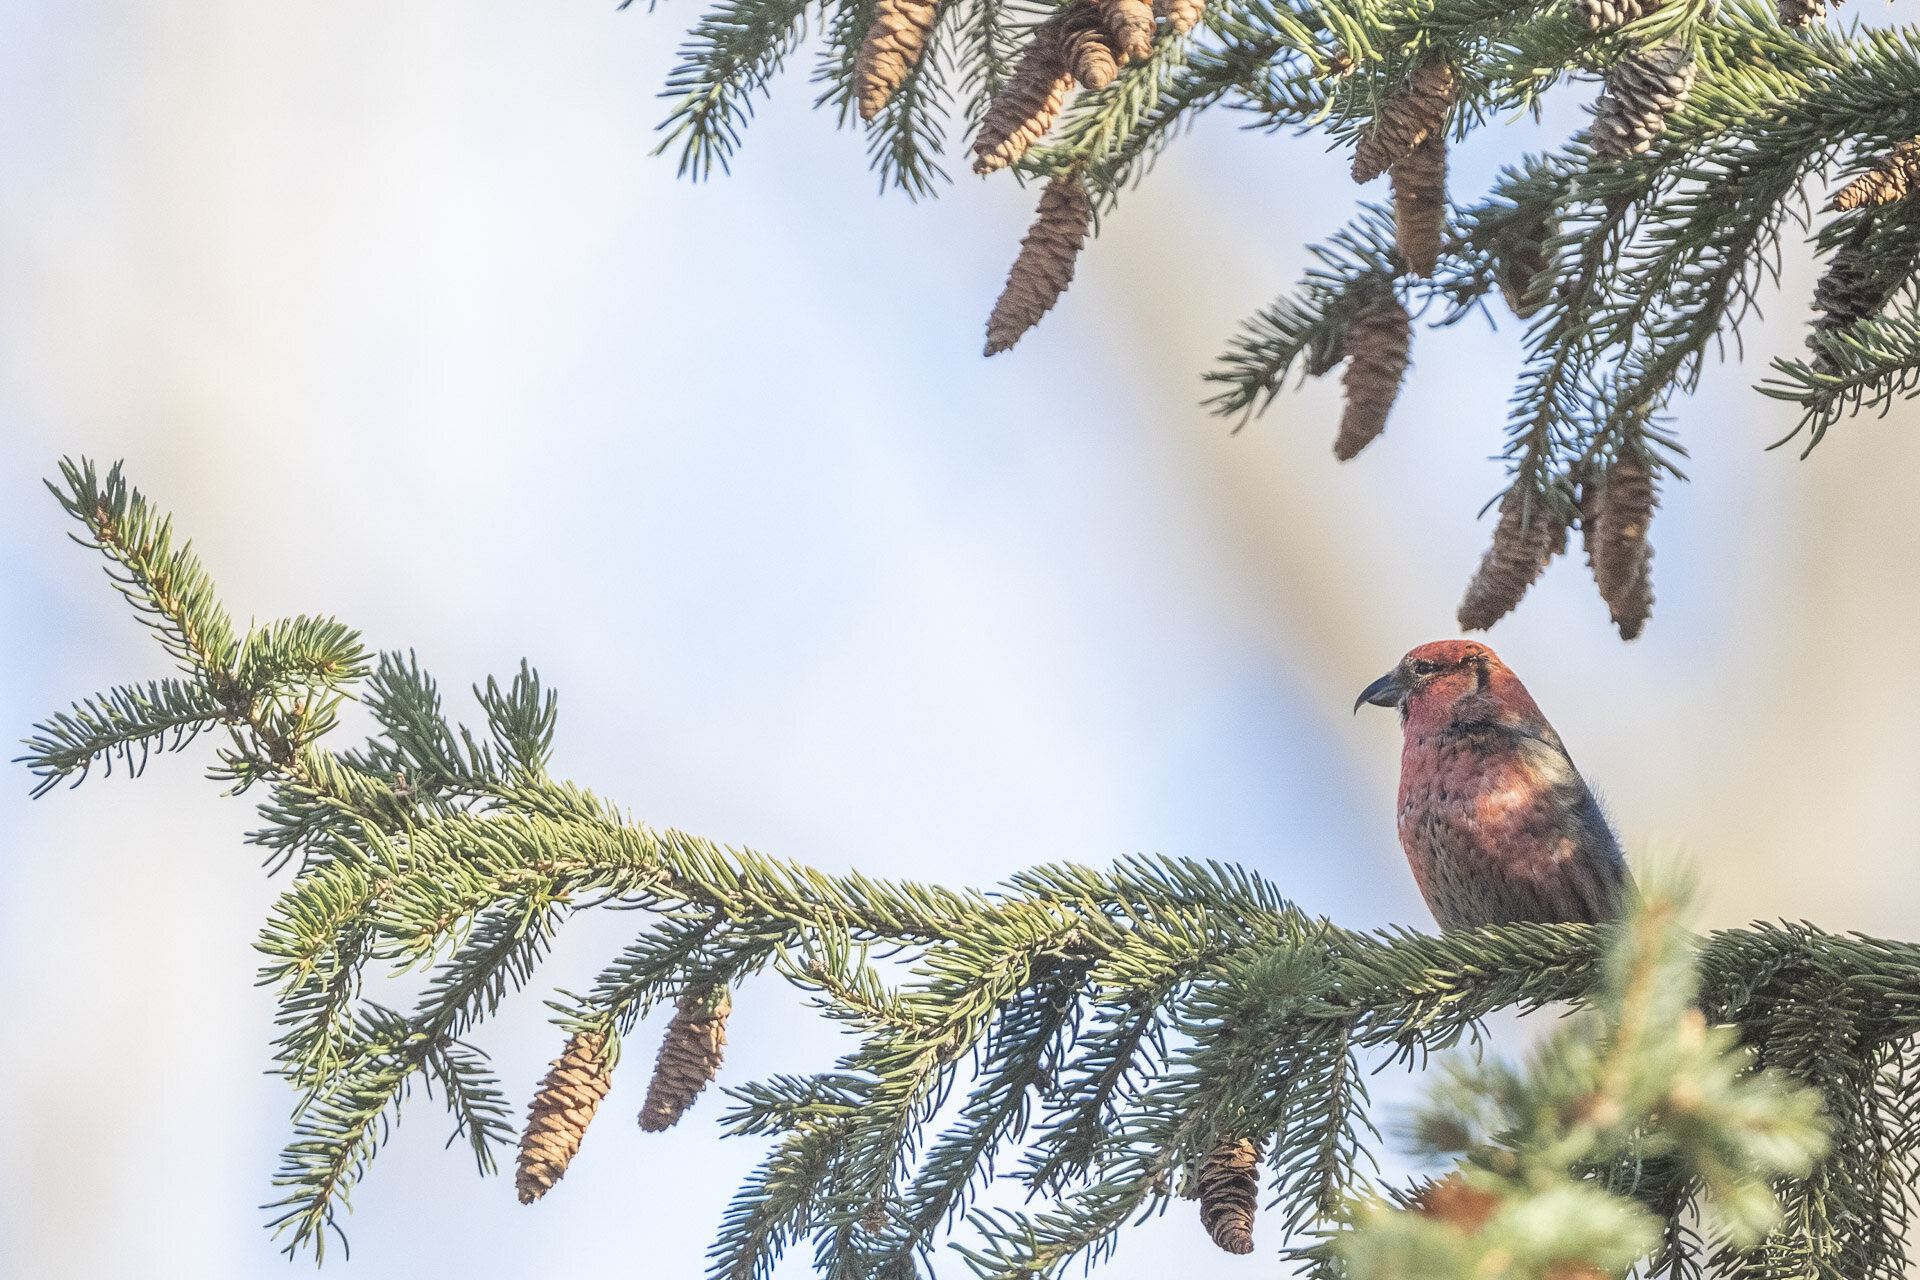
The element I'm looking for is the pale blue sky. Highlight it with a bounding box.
[2,3,1917,1276]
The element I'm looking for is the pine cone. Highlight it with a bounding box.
[972,20,1076,174]
[1098,0,1156,61]
[1828,140,1920,212]
[1588,39,1695,160]
[1810,226,1893,343]
[1416,1175,1501,1232]
[1334,294,1412,460]
[516,1031,613,1204]
[639,989,731,1132]
[1458,487,1564,632]
[1498,217,1557,319]
[1571,0,1661,29]
[1155,0,1206,36]
[1776,0,1828,25]
[985,174,1091,356]
[1198,1138,1260,1254]
[1352,58,1455,183]
[854,0,942,121]
[1062,5,1121,91]
[1391,130,1448,277]
[1584,456,1655,640]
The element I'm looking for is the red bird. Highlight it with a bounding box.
[1355,640,1628,930]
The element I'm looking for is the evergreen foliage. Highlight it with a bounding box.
[640,0,1920,632]
[19,460,1920,1277]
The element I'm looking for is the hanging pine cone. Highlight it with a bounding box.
[1571,0,1661,29]
[985,173,1092,356]
[1416,1174,1502,1232]
[1810,224,1893,344]
[1061,5,1122,91]
[1458,486,1565,632]
[516,1031,613,1204]
[1352,58,1455,183]
[1098,0,1156,61]
[1197,1138,1261,1254]
[1776,0,1830,25]
[1155,0,1207,36]
[1334,293,1412,459]
[854,0,942,121]
[1828,140,1920,212]
[1587,39,1696,160]
[1391,130,1448,277]
[972,19,1076,174]
[1582,457,1656,641]
[1498,217,1557,319]
[639,989,731,1132]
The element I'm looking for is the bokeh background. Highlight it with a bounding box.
[2,2,1917,1276]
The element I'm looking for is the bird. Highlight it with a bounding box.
[1354,640,1629,930]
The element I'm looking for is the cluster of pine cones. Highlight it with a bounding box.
[1457,459,1659,641]
[1809,141,1920,368]
[514,988,733,1205]
[894,0,1216,356]
[938,0,1906,643]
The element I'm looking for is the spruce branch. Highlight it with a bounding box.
[19,677,226,797]
[25,463,1920,1277]
[602,0,1920,636]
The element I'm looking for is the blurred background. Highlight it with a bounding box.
[1,2,1916,1276]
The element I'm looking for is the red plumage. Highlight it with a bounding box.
[1356,640,1628,930]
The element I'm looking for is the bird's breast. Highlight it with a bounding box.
[1395,728,1613,928]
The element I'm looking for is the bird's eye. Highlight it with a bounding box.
[1411,659,1439,677]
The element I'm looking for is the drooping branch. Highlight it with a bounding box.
[20,461,1920,1278]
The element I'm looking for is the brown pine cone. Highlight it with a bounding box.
[854,0,942,121]
[1416,1174,1502,1231]
[1061,5,1122,91]
[1155,0,1207,35]
[984,174,1092,356]
[1828,140,1920,212]
[1776,0,1830,25]
[516,1031,613,1204]
[1458,486,1565,632]
[1588,39,1696,160]
[1571,0,1661,29]
[1498,217,1557,319]
[1098,0,1156,61]
[1334,294,1412,459]
[972,19,1076,174]
[1583,456,1656,639]
[1352,58,1455,183]
[1810,224,1894,349]
[1391,130,1448,277]
[1197,1138,1260,1254]
[639,989,731,1132]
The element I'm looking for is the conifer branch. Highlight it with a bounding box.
[617,0,1920,634]
[23,463,1920,1275]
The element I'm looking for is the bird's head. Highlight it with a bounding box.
[1354,640,1548,736]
